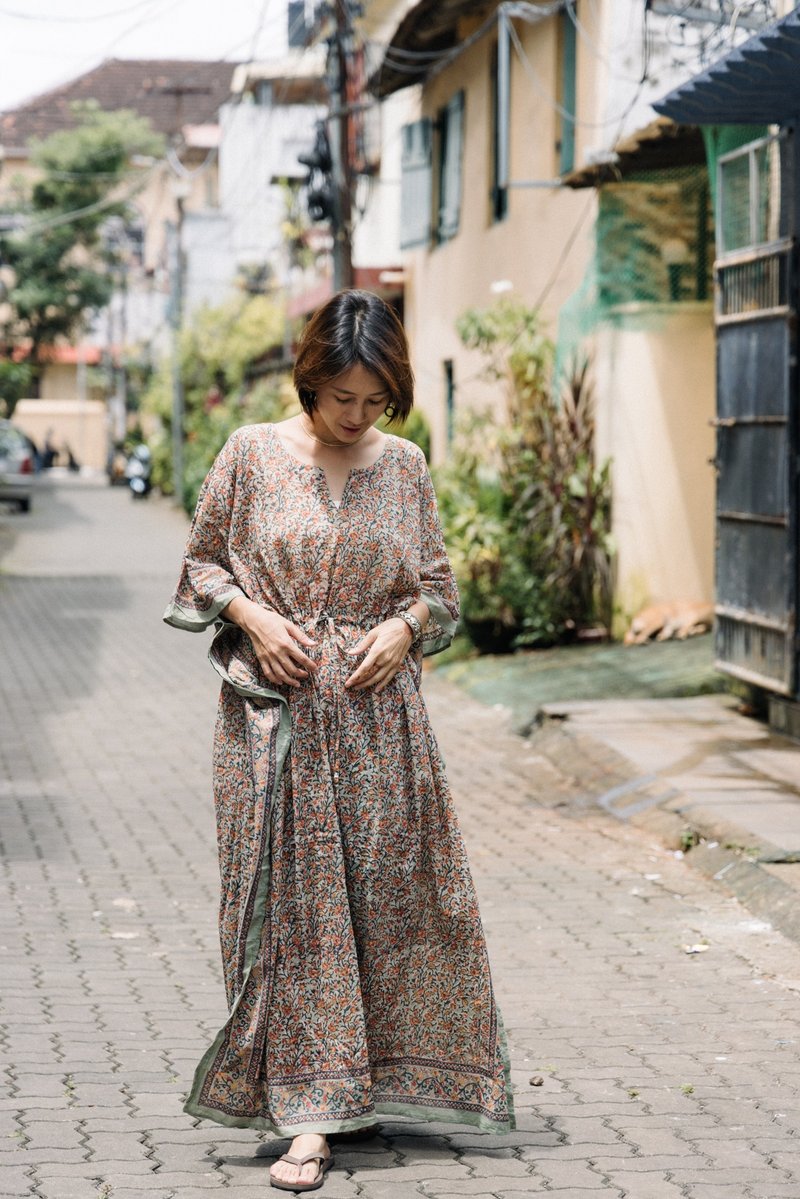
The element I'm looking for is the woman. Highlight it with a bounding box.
[164,290,515,1193]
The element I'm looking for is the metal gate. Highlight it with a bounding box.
[713,131,798,694]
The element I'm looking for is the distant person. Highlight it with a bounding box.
[42,430,58,469]
[163,290,514,1193]
[65,444,80,473]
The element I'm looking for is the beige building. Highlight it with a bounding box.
[373,0,731,624]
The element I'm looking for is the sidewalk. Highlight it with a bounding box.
[435,626,800,948]
[5,480,800,1198]
[526,694,800,946]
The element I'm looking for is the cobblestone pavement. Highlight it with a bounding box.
[4,480,800,1199]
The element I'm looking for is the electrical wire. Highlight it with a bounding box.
[0,0,164,22]
[506,19,647,131]
[246,0,274,66]
[1,4,308,255]
[204,4,324,227]
[563,0,644,86]
[6,163,160,237]
[533,194,595,309]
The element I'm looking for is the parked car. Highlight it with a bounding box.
[0,419,36,512]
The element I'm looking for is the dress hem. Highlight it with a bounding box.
[182,1094,515,1136]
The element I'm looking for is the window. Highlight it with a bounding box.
[437,91,465,242]
[400,118,433,250]
[718,133,785,256]
[399,91,464,250]
[558,8,576,175]
[490,43,508,223]
[444,359,455,446]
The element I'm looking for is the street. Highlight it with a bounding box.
[3,479,800,1199]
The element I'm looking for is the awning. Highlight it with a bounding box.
[655,6,800,126]
[562,118,706,188]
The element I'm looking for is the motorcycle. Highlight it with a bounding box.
[124,444,152,499]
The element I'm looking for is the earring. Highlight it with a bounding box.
[385,404,396,419]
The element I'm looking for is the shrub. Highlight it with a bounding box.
[436,299,613,652]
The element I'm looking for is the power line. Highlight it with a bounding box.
[506,19,647,131]
[0,0,163,22]
[246,0,274,65]
[4,163,160,237]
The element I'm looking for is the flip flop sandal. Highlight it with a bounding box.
[269,1150,335,1192]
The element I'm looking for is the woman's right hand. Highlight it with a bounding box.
[221,597,318,687]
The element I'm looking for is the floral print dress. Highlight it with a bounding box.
[164,423,515,1135]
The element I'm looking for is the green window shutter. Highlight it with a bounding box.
[400,117,433,250]
[438,91,465,242]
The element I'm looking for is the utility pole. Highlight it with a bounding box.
[328,1,354,290]
[168,181,189,503]
[298,2,358,287]
[159,80,208,503]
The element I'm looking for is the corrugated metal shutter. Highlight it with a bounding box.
[439,90,464,242]
[400,117,433,250]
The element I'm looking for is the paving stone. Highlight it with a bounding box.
[0,1148,87,1166]
[19,1123,85,1151]
[527,1191,622,1199]
[95,1174,224,1189]
[84,1131,153,1162]
[409,1182,525,1195]
[332,1185,425,1199]
[105,1193,175,1199]
[0,1167,35,1197]
[348,1163,471,1184]
[31,1182,104,1199]
[534,1158,609,1188]
[457,1151,533,1176]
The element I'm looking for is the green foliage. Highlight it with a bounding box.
[279,178,316,271]
[0,101,163,372]
[456,298,554,423]
[142,293,289,511]
[379,406,432,460]
[437,299,614,652]
[435,413,557,652]
[0,360,35,417]
[503,357,614,645]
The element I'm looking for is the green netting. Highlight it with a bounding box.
[556,125,767,375]
[596,164,714,307]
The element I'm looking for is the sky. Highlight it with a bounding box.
[0,0,291,114]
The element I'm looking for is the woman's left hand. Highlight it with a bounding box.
[344,618,414,693]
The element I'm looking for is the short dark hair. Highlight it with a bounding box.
[293,289,414,424]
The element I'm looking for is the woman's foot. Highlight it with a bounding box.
[269,1132,330,1190]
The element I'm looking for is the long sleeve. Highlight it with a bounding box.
[417,454,460,656]
[163,432,247,632]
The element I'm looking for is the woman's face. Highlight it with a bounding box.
[309,363,389,445]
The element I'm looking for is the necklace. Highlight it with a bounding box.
[301,416,369,448]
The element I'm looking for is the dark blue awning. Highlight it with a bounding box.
[655,6,800,126]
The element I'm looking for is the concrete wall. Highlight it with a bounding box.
[219,98,325,269]
[593,303,716,622]
[14,399,108,471]
[403,9,594,461]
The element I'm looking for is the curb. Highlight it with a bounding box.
[526,712,800,947]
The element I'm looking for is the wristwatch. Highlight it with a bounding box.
[396,610,423,646]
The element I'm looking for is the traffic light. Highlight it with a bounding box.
[299,121,336,224]
[298,122,332,174]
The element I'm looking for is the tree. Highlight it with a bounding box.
[141,292,290,511]
[0,101,163,397]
